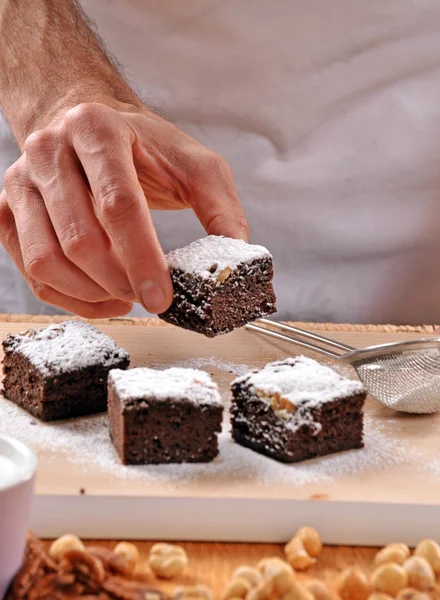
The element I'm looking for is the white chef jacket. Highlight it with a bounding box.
[2,0,440,323]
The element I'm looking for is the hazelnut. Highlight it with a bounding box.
[49,534,85,562]
[216,267,232,285]
[149,543,188,580]
[371,563,408,596]
[403,557,435,591]
[113,541,139,574]
[174,586,214,600]
[296,527,323,558]
[415,539,440,575]
[338,566,371,600]
[245,580,274,600]
[283,582,316,600]
[257,557,295,595]
[305,580,332,600]
[285,537,316,571]
[396,588,431,600]
[375,544,410,567]
[232,566,262,587]
[223,577,252,600]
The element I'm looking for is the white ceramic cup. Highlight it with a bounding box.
[0,435,37,599]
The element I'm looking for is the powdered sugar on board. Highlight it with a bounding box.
[109,367,222,406]
[0,397,413,489]
[166,235,271,279]
[153,357,253,377]
[3,321,129,377]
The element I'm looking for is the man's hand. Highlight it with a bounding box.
[0,1,248,318]
[0,103,248,318]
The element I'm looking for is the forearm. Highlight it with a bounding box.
[0,0,141,146]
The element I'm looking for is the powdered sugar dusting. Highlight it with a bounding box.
[155,357,252,377]
[232,356,365,434]
[4,321,129,377]
[166,235,271,279]
[0,397,412,488]
[233,357,364,406]
[426,459,440,476]
[109,367,222,406]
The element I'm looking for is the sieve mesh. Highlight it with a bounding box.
[352,347,440,414]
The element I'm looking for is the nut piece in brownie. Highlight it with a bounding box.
[108,367,223,464]
[158,235,277,337]
[2,321,130,421]
[231,356,366,463]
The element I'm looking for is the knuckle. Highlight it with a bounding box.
[60,228,102,263]
[99,184,139,225]
[3,162,23,190]
[189,150,233,189]
[24,250,54,280]
[23,129,57,158]
[30,281,54,303]
[0,192,11,225]
[65,102,111,132]
[202,150,230,174]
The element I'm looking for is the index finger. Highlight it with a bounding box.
[66,105,173,314]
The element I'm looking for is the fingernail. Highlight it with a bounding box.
[140,280,166,312]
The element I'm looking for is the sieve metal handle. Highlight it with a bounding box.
[245,319,355,359]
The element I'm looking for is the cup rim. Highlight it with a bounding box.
[0,434,38,492]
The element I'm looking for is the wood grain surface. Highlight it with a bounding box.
[42,539,379,597]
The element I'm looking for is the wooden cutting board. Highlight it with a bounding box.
[1,321,439,545]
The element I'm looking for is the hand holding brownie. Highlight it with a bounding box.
[0,1,248,319]
[0,103,248,319]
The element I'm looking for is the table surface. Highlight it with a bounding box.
[8,313,430,594]
[42,539,379,596]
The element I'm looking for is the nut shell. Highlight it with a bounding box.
[403,557,435,591]
[232,566,262,587]
[285,537,316,571]
[338,566,371,600]
[415,539,440,575]
[305,580,332,600]
[113,541,139,574]
[296,527,323,558]
[49,534,85,562]
[223,577,252,600]
[375,544,410,567]
[372,563,408,596]
[149,543,188,580]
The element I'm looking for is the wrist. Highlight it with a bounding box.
[14,78,144,146]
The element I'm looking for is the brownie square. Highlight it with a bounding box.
[2,321,130,421]
[231,356,367,463]
[158,235,277,337]
[108,367,224,464]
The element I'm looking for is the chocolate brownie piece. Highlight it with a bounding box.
[158,235,277,337]
[231,357,366,463]
[108,367,223,464]
[2,321,129,421]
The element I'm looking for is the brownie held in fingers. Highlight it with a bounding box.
[159,235,277,337]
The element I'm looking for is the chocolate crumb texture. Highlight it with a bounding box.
[231,356,366,463]
[108,367,223,465]
[2,321,130,421]
[159,235,277,337]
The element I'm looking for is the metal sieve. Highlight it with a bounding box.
[246,319,440,414]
